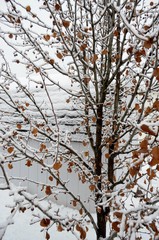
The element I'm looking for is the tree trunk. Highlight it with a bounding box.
[95,105,106,239]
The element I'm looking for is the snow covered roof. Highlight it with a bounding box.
[0,77,86,142]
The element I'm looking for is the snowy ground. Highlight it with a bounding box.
[0,190,96,240]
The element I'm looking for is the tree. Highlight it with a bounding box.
[0,0,159,239]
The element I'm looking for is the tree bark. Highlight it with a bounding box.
[95,105,106,239]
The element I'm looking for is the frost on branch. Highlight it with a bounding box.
[0,0,159,239]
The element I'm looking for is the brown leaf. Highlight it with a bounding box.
[112,221,120,232]
[140,139,148,153]
[82,140,88,147]
[91,54,98,64]
[49,59,55,65]
[153,99,159,111]
[45,186,52,195]
[153,68,159,78]
[44,35,50,41]
[79,208,83,215]
[89,184,96,191]
[114,212,123,220]
[8,33,13,39]
[56,52,63,59]
[8,146,14,154]
[52,31,57,38]
[25,102,29,107]
[149,146,159,166]
[55,3,61,11]
[8,163,13,169]
[34,67,40,73]
[25,160,32,167]
[26,6,31,12]
[92,116,96,123]
[80,228,86,240]
[101,49,108,55]
[76,224,81,232]
[143,38,153,49]
[62,20,70,28]
[140,124,156,136]
[150,221,159,233]
[40,218,50,227]
[80,44,87,51]
[135,103,140,110]
[45,232,50,240]
[53,161,62,170]
[129,166,139,177]
[17,123,22,129]
[84,151,89,157]
[147,168,156,179]
[114,29,119,37]
[57,224,64,232]
[49,176,53,181]
[72,200,77,207]
[32,128,38,136]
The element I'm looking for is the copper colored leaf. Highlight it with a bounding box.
[8,163,13,169]
[17,123,22,129]
[72,200,77,207]
[25,102,29,107]
[45,186,52,195]
[55,3,61,11]
[80,44,87,51]
[40,218,50,227]
[143,38,153,49]
[45,232,50,240]
[153,99,159,111]
[79,208,83,215]
[8,146,14,154]
[150,221,158,233]
[80,228,86,240]
[153,68,159,78]
[112,221,120,232]
[25,160,32,167]
[62,20,70,28]
[57,224,64,232]
[140,124,156,136]
[147,168,156,179]
[53,161,62,170]
[129,166,139,177]
[44,35,50,41]
[34,67,40,73]
[89,184,96,191]
[105,153,110,158]
[140,139,148,152]
[49,176,53,181]
[114,29,119,37]
[26,5,31,12]
[8,33,13,38]
[49,59,55,65]
[82,140,88,147]
[32,128,38,135]
[101,49,108,55]
[76,224,81,232]
[92,116,96,123]
[56,52,63,59]
[135,103,140,110]
[84,151,89,157]
[52,31,57,38]
[149,146,159,166]
[91,54,98,64]
[114,212,123,220]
